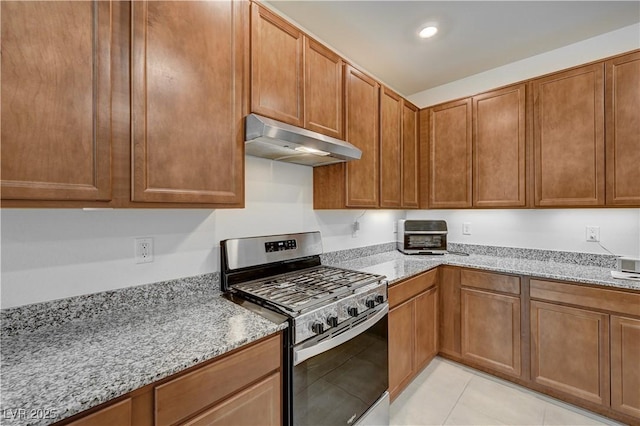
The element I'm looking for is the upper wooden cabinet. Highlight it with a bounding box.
[425,99,473,208]
[131,1,246,204]
[380,87,403,208]
[250,4,303,126]
[531,63,605,207]
[472,84,527,207]
[605,51,640,206]
[1,1,113,201]
[402,101,420,208]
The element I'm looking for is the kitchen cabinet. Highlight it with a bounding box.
[314,65,380,209]
[531,63,605,207]
[67,399,132,426]
[402,101,420,208]
[1,0,113,202]
[610,316,640,418]
[424,99,473,208]
[380,86,403,208]
[605,51,640,206]
[438,266,462,358]
[131,0,245,204]
[472,84,527,207]
[460,270,522,378]
[388,269,438,400]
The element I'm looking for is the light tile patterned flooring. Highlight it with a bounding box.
[390,357,623,426]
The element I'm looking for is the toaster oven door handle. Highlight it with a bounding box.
[293,304,388,366]
[405,231,448,235]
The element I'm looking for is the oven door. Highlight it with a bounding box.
[292,305,388,426]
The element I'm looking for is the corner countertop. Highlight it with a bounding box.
[328,250,640,291]
[0,290,286,426]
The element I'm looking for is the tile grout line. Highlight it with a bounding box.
[442,374,474,425]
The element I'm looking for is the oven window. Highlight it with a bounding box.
[292,315,388,426]
[408,234,443,249]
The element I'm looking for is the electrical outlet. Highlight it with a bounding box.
[352,221,360,238]
[463,222,472,235]
[585,226,600,242]
[135,238,154,263]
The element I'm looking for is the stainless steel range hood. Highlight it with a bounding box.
[245,114,362,167]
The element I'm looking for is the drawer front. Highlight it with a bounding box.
[155,334,281,426]
[389,269,437,307]
[530,279,640,317]
[68,399,132,426]
[460,269,520,295]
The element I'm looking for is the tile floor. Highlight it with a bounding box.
[390,357,623,426]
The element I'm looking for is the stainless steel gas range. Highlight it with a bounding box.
[221,231,389,426]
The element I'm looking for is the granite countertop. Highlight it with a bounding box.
[0,288,286,426]
[328,250,640,291]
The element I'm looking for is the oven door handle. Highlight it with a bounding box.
[293,304,388,366]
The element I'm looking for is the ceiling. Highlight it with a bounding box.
[265,1,640,96]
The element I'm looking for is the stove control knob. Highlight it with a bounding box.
[311,322,325,334]
[365,298,376,309]
[375,295,385,304]
[326,316,339,327]
[348,306,359,317]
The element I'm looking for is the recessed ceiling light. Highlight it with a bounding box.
[419,26,438,39]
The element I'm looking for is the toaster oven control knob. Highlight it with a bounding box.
[348,306,359,317]
[365,298,376,309]
[326,316,339,327]
[311,321,325,334]
[375,295,385,304]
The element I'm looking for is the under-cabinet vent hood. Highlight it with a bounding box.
[245,114,362,167]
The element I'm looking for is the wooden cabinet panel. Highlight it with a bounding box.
[439,266,461,357]
[610,316,640,418]
[428,99,472,208]
[380,87,403,208]
[250,4,303,126]
[461,269,520,295]
[473,84,526,207]
[183,373,281,426]
[67,399,131,426]
[389,268,437,308]
[304,38,343,139]
[155,334,280,426]
[389,299,414,399]
[131,0,245,204]
[606,51,640,206]
[344,65,380,208]
[402,101,420,208]
[415,287,438,371]
[530,301,609,406]
[1,1,112,201]
[532,63,605,206]
[461,288,521,377]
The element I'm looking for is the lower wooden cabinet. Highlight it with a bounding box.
[67,399,132,426]
[438,266,461,358]
[388,270,438,400]
[610,315,640,418]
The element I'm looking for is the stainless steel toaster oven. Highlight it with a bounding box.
[397,220,448,254]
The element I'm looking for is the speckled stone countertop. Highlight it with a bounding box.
[327,250,640,291]
[0,277,286,426]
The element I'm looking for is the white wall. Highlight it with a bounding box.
[406,209,640,257]
[408,23,640,107]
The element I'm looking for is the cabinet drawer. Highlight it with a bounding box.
[389,269,437,307]
[155,334,281,426]
[530,279,640,317]
[460,269,520,295]
[68,399,131,426]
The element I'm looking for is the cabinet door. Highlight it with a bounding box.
[304,38,343,139]
[439,267,462,357]
[250,4,303,126]
[461,288,521,377]
[611,316,640,418]
[1,1,112,201]
[380,87,403,208]
[183,373,281,426]
[606,51,640,206]
[402,101,420,208]
[131,1,245,204]
[428,99,472,208]
[530,301,609,406]
[344,65,380,208]
[473,84,526,207]
[389,299,414,400]
[532,63,605,206]
[415,287,438,371]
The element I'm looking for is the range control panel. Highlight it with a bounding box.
[265,239,297,253]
